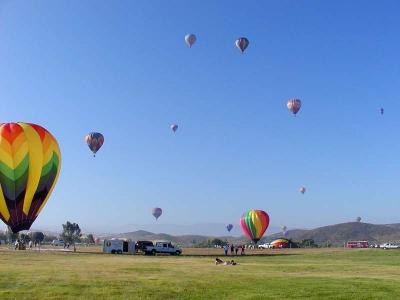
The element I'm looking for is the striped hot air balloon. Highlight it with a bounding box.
[240,209,269,243]
[235,37,249,53]
[271,239,290,249]
[0,123,61,233]
[287,99,302,115]
[85,132,104,157]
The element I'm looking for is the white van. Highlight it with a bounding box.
[103,239,135,254]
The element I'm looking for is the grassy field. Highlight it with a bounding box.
[1,247,400,299]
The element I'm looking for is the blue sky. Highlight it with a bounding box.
[1,0,400,234]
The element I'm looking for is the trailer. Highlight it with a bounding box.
[103,239,135,254]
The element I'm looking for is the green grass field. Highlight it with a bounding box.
[1,247,400,299]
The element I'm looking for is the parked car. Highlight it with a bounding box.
[144,241,182,255]
[380,243,399,250]
[51,239,64,246]
[135,240,154,253]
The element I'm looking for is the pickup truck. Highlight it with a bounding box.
[144,241,182,255]
[380,243,399,250]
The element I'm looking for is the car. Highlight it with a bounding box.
[135,240,154,253]
[380,243,399,250]
[144,241,182,255]
[51,239,65,246]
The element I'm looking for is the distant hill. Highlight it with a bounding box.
[85,222,400,247]
[265,222,400,246]
[103,230,247,247]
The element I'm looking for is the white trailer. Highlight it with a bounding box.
[103,239,135,254]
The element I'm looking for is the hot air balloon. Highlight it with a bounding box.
[299,187,306,194]
[287,99,302,115]
[85,132,104,157]
[185,34,196,48]
[240,209,269,243]
[380,108,384,115]
[281,225,287,233]
[235,37,249,53]
[271,239,290,249]
[226,224,233,232]
[170,124,178,133]
[0,123,61,233]
[152,207,162,220]
[356,216,361,222]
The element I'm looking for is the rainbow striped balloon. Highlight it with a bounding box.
[0,123,61,232]
[240,209,270,243]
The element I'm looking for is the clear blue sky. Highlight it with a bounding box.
[1,0,400,233]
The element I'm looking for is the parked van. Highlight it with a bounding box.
[103,239,135,254]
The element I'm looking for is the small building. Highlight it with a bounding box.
[103,239,135,254]
[346,241,368,248]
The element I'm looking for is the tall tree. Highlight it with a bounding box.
[60,221,81,245]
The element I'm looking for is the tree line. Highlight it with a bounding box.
[0,221,95,246]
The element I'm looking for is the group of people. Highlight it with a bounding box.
[215,257,237,266]
[223,244,245,256]
[14,240,37,250]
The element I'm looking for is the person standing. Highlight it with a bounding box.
[230,244,234,255]
[235,245,239,255]
[241,245,245,256]
[223,245,228,256]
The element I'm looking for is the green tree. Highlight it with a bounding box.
[60,221,81,245]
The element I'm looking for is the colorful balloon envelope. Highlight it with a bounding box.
[85,132,104,157]
[226,224,233,232]
[0,123,61,233]
[235,37,249,53]
[152,207,162,220]
[271,239,290,248]
[299,187,306,194]
[240,209,269,243]
[185,34,197,48]
[287,99,302,115]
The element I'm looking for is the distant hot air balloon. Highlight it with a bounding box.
[185,34,196,48]
[287,99,302,116]
[299,187,306,194]
[0,123,61,233]
[380,108,384,115]
[240,209,269,243]
[152,207,162,220]
[85,132,104,157]
[235,37,249,53]
[226,224,233,232]
[356,216,361,222]
[281,225,287,235]
[170,124,178,133]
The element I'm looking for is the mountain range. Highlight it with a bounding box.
[101,222,400,247]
